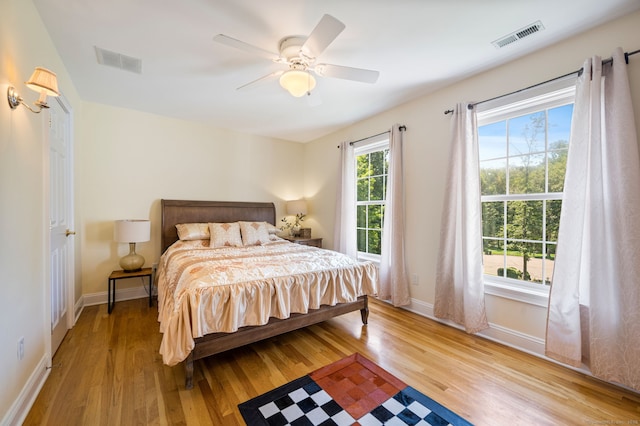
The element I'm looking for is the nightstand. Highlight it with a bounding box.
[108,267,154,314]
[283,236,323,248]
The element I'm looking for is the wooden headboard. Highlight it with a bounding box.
[160,199,276,253]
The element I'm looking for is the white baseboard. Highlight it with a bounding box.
[82,285,152,307]
[1,356,50,426]
[402,298,603,378]
[74,296,84,323]
[405,298,546,358]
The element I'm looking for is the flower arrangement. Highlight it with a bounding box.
[280,213,306,235]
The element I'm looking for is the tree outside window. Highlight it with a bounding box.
[356,146,389,256]
[479,102,572,286]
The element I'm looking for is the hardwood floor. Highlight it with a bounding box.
[25,297,639,425]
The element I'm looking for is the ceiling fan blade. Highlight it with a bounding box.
[315,63,380,84]
[213,34,278,60]
[301,14,345,58]
[236,70,283,91]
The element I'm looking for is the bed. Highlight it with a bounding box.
[157,199,379,389]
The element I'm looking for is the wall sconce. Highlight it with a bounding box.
[7,67,60,113]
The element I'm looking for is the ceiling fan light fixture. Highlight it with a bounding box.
[279,69,316,97]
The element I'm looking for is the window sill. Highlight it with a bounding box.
[484,278,549,307]
[357,253,381,264]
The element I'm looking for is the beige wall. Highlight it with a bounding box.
[78,103,305,296]
[0,0,82,421]
[304,10,640,345]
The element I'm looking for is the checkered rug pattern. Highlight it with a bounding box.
[238,354,473,426]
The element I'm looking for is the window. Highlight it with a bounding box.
[477,84,574,294]
[355,138,389,259]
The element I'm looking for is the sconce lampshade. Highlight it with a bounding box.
[25,67,60,97]
[114,220,150,272]
[279,70,316,97]
[7,66,60,113]
[286,200,308,216]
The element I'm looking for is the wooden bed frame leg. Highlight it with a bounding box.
[360,295,369,325]
[185,353,194,390]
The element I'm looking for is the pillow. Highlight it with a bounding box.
[176,223,210,240]
[265,222,279,235]
[264,223,282,241]
[269,233,283,242]
[239,221,271,246]
[209,222,243,248]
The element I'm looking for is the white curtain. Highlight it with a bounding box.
[333,141,357,258]
[379,124,411,306]
[434,103,489,334]
[546,48,640,392]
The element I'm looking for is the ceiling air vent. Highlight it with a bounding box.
[95,46,142,74]
[492,21,545,49]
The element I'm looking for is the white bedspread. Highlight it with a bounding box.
[157,239,378,365]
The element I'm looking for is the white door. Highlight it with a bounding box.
[49,96,74,355]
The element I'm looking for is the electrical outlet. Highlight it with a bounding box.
[18,337,24,360]
[411,273,419,286]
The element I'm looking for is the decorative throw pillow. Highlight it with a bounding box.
[239,221,271,246]
[209,222,243,248]
[176,223,210,240]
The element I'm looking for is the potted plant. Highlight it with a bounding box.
[280,213,306,236]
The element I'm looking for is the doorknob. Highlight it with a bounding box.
[65,229,76,237]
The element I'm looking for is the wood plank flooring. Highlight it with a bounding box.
[24,297,640,425]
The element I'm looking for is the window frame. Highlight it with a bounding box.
[476,78,576,306]
[354,135,389,262]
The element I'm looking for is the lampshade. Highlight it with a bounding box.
[114,220,150,272]
[286,200,308,216]
[279,70,316,97]
[25,67,60,97]
[114,220,150,243]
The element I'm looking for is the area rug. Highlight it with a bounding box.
[238,353,473,425]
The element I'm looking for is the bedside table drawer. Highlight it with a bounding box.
[283,236,323,248]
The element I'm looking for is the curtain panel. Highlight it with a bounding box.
[333,142,357,258]
[546,48,640,392]
[378,124,411,306]
[434,103,489,334]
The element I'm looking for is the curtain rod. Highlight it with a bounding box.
[443,48,640,115]
[336,125,407,148]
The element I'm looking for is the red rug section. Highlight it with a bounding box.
[310,353,407,420]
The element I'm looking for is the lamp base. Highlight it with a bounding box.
[119,243,145,272]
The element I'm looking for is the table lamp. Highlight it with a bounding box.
[114,219,150,272]
[286,200,308,236]
[286,200,308,217]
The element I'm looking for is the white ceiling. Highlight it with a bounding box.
[33,0,640,143]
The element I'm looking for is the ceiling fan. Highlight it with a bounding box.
[213,14,380,97]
